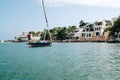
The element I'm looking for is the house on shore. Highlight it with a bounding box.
[72,19,113,42]
[16,32,40,42]
[73,23,93,41]
[17,32,29,42]
[94,20,112,36]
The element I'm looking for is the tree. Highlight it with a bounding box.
[79,20,86,28]
[40,30,51,40]
[56,27,68,40]
[49,27,63,40]
[29,31,36,37]
[104,27,112,32]
[17,37,22,42]
[110,16,120,37]
[67,25,77,33]
[89,24,94,31]
[36,31,41,36]
[40,32,44,40]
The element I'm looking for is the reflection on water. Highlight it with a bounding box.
[0,42,120,80]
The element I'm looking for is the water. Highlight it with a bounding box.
[0,42,120,80]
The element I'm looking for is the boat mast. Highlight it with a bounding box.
[42,0,52,42]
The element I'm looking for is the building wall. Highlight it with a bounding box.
[81,32,93,38]
[19,37,28,41]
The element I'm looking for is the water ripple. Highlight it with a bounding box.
[0,43,120,80]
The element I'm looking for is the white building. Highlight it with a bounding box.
[72,19,113,41]
[18,32,41,41]
[73,24,93,39]
[94,20,112,36]
[18,32,29,41]
[80,24,93,38]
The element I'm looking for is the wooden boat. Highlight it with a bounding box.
[28,0,52,47]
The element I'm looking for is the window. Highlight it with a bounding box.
[95,28,96,31]
[106,24,108,26]
[103,32,104,35]
[97,28,99,31]
[89,33,91,37]
[86,33,89,37]
[83,30,85,32]
[96,32,100,36]
[76,37,79,39]
[86,28,89,31]
[82,33,85,37]
[99,27,101,30]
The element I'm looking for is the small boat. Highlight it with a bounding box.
[28,41,51,47]
[27,0,52,47]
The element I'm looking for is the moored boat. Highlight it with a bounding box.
[28,41,52,47]
[27,0,52,47]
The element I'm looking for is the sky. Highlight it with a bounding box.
[0,0,120,40]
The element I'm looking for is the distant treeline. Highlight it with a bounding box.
[29,25,77,41]
[28,16,120,40]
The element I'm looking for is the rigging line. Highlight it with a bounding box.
[42,0,48,25]
[42,0,52,42]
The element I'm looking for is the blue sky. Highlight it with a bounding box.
[0,0,120,40]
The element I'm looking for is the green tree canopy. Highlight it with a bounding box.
[56,27,68,40]
[79,20,87,28]
[89,24,94,31]
[110,16,120,37]
[67,25,77,33]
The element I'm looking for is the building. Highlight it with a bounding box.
[94,20,112,37]
[72,19,113,41]
[80,24,93,38]
[18,32,29,42]
[73,24,93,40]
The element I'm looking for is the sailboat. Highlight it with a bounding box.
[28,0,52,47]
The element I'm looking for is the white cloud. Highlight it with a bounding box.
[38,0,120,8]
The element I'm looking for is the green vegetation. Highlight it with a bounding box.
[29,31,40,36]
[89,24,94,31]
[105,16,120,37]
[29,25,77,41]
[111,16,120,37]
[79,20,87,27]
[19,18,120,41]
[79,20,94,31]
[104,27,112,32]
[17,37,22,42]
[50,26,77,40]
[56,27,68,40]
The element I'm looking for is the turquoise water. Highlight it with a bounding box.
[0,42,120,80]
